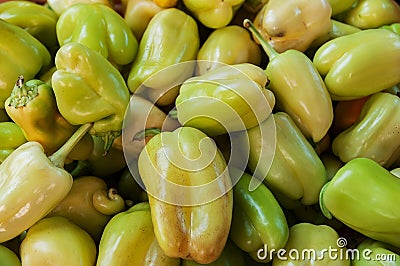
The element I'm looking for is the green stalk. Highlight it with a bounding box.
[243,18,279,59]
[49,123,93,168]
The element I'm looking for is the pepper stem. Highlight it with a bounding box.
[243,19,279,59]
[49,123,93,168]
[132,127,162,141]
[8,75,41,108]
[93,188,125,216]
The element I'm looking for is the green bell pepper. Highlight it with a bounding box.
[327,0,357,16]
[0,19,51,109]
[0,1,58,55]
[47,0,113,16]
[56,3,138,66]
[320,157,400,248]
[313,29,400,100]
[196,25,262,75]
[272,222,350,265]
[138,126,233,264]
[0,244,21,266]
[244,112,328,206]
[352,238,400,266]
[51,42,130,152]
[341,0,400,29]
[20,216,97,266]
[229,172,289,263]
[97,202,180,266]
[0,121,26,164]
[182,0,245,29]
[127,8,199,106]
[175,63,275,136]
[332,92,400,168]
[244,19,333,143]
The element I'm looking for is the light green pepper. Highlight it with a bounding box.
[56,3,138,66]
[320,158,400,248]
[313,29,400,100]
[332,92,400,168]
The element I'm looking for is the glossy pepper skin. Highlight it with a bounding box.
[0,121,26,164]
[352,239,400,266]
[229,172,289,263]
[138,127,233,264]
[253,0,332,53]
[272,223,350,265]
[127,8,199,105]
[52,42,130,151]
[56,3,138,66]
[245,19,333,143]
[182,0,245,29]
[320,158,400,248]
[48,175,125,243]
[181,240,247,266]
[175,63,275,136]
[47,0,113,16]
[313,29,400,100]
[342,0,400,29]
[5,76,93,161]
[0,19,51,109]
[0,123,92,243]
[327,0,357,16]
[245,112,328,206]
[0,244,21,266]
[332,92,400,168]
[196,25,262,75]
[20,216,97,266]
[97,202,180,266]
[122,0,165,40]
[0,1,58,55]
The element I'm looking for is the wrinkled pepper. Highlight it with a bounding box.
[138,126,233,264]
[272,222,350,265]
[229,172,289,263]
[20,216,97,266]
[122,0,165,40]
[313,29,400,100]
[244,112,328,206]
[175,63,275,136]
[196,25,262,75]
[48,175,125,243]
[320,157,400,248]
[182,0,245,29]
[56,3,138,66]
[252,0,332,52]
[127,8,199,106]
[332,92,400,168]
[47,0,113,16]
[5,76,93,161]
[0,1,58,55]
[245,19,333,143]
[0,19,51,109]
[182,240,247,266]
[0,121,26,164]
[52,42,131,151]
[341,0,400,29]
[352,238,400,266]
[0,244,20,266]
[97,202,180,266]
[0,123,92,243]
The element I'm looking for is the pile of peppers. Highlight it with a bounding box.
[0,0,400,265]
